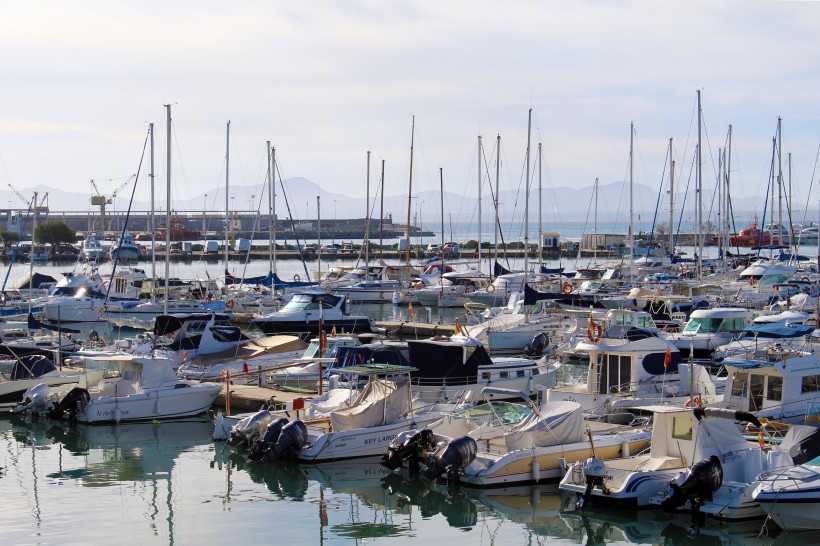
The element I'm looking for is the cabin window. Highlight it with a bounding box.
[499,371,509,379]
[719,317,745,332]
[750,374,765,411]
[517,370,525,378]
[671,417,693,441]
[481,372,491,380]
[638,316,653,328]
[767,376,783,401]
[730,372,748,397]
[802,375,820,393]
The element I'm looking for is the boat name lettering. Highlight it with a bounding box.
[364,434,396,445]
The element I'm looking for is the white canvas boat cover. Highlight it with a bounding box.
[307,388,358,418]
[504,401,585,451]
[330,379,411,431]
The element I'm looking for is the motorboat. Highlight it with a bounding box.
[266,334,361,389]
[666,307,753,358]
[467,273,529,307]
[250,291,377,336]
[81,236,107,262]
[176,334,309,383]
[0,354,80,409]
[109,234,140,263]
[754,451,820,530]
[712,321,815,359]
[730,220,771,247]
[413,269,490,308]
[15,353,221,423]
[42,267,148,322]
[559,406,785,512]
[383,387,651,488]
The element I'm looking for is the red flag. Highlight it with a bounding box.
[409,302,415,319]
[664,345,672,368]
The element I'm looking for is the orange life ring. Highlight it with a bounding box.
[226,299,235,310]
[684,394,702,408]
[562,283,573,294]
[586,321,603,343]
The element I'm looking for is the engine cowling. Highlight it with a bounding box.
[271,420,308,459]
[381,429,436,471]
[660,455,723,512]
[423,435,477,482]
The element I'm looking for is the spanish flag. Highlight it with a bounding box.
[664,345,672,368]
[409,302,415,319]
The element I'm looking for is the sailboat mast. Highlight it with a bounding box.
[164,105,172,315]
[594,178,598,264]
[668,138,674,255]
[317,196,321,280]
[149,122,156,303]
[265,140,276,274]
[697,90,703,276]
[29,192,36,309]
[494,134,500,269]
[524,109,531,281]
[272,145,277,274]
[778,116,783,246]
[225,121,231,272]
[365,150,371,268]
[405,116,415,265]
[477,135,482,270]
[629,122,634,281]
[725,125,733,255]
[380,159,384,260]
[538,142,543,270]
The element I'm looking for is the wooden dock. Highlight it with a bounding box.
[214,383,317,413]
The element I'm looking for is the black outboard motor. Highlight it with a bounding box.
[524,332,550,358]
[248,417,289,461]
[576,457,608,510]
[269,420,308,460]
[381,429,437,471]
[423,435,477,484]
[48,387,91,422]
[660,455,723,513]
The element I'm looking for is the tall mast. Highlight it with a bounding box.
[317,196,321,280]
[225,121,230,273]
[477,135,482,270]
[725,125,733,255]
[267,143,275,275]
[149,122,156,303]
[538,142,543,270]
[696,90,703,276]
[594,178,599,264]
[405,116,415,265]
[164,105,172,315]
[494,134,500,269]
[778,116,783,245]
[29,191,36,309]
[379,159,384,260]
[524,109,531,282]
[272,145,277,274]
[629,122,634,280]
[668,138,674,255]
[365,150,371,268]
[440,167,445,305]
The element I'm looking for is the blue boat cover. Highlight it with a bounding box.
[743,323,814,338]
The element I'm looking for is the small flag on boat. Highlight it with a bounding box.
[182,350,188,362]
[454,320,461,335]
[331,326,336,337]
[409,302,415,319]
[664,345,672,368]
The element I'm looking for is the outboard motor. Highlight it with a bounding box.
[660,455,723,513]
[227,410,274,446]
[248,417,289,461]
[48,387,91,422]
[12,383,55,417]
[381,429,437,471]
[269,420,309,460]
[524,332,550,358]
[423,435,477,484]
[576,457,608,510]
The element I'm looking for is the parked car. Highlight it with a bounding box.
[426,243,441,255]
[442,242,460,255]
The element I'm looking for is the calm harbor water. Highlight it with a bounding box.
[0,414,800,546]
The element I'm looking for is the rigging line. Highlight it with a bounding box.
[274,160,311,280]
[674,149,697,250]
[574,180,596,270]
[797,143,820,244]
[100,126,149,323]
[643,150,671,259]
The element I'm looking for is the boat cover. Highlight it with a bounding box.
[778,424,820,465]
[330,378,411,431]
[504,401,584,451]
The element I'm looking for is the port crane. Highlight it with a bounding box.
[90,176,133,235]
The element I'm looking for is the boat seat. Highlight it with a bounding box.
[96,379,140,397]
[635,456,683,472]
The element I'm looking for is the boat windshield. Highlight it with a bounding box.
[281,294,338,312]
[683,317,720,333]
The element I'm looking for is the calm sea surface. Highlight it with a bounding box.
[3,223,796,546]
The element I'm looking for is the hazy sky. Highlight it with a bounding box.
[1,1,819,219]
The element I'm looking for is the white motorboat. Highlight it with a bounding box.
[559,406,788,514]
[413,270,490,308]
[251,291,377,336]
[383,387,651,488]
[754,446,820,531]
[109,234,140,263]
[177,334,309,383]
[42,267,148,322]
[666,307,753,358]
[266,334,360,389]
[17,353,221,423]
[467,273,529,307]
[81,236,107,262]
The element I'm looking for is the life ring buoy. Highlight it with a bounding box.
[293,274,301,282]
[562,283,573,294]
[684,394,702,408]
[226,299,235,310]
[486,284,496,293]
[586,321,603,343]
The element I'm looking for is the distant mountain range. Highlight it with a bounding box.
[7,178,782,224]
